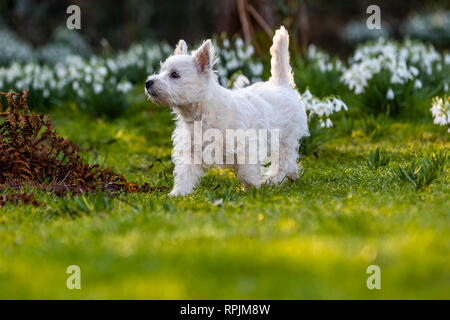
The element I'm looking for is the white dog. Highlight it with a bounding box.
[145,26,308,196]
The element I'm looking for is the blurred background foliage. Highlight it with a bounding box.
[0,0,449,54]
[0,0,449,126]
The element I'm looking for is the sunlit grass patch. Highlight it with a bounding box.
[0,100,449,299]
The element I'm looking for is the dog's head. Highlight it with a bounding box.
[145,39,216,106]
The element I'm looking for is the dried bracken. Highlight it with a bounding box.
[0,90,165,205]
[0,192,41,207]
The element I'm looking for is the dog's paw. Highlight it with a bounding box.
[168,188,191,197]
[286,170,300,181]
[168,190,182,197]
[262,173,286,186]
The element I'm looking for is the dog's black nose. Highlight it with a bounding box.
[146,79,154,89]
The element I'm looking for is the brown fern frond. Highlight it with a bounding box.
[0,90,167,206]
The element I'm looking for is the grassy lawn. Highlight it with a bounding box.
[0,92,449,299]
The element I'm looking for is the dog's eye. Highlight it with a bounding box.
[170,71,180,79]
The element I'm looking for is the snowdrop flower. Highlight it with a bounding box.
[93,83,103,94]
[161,43,172,55]
[217,68,227,78]
[235,38,244,48]
[319,118,333,128]
[248,62,263,76]
[117,81,133,93]
[307,44,345,74]
[390,73,402,84]
[226,59,240,70]
[106,59,118,72]
[237,45,254,60]
[341,38,446,97]
[302,90,347,127]
[211,37,261,86]
[414,79,423,89]
[434,115,447,126]
[386,88,395,100]
[232,74,250,89]
[445,54,450,65]
[430,96,450,131]
[333,98,347,112]
[98,66,108,76]
[410,66,419,77]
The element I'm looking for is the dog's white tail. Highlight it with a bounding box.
[269,26,295,88]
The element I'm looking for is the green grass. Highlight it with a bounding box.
[0,92,449,299]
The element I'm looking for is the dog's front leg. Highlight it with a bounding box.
[169,163,203,197]
[237,164,263,189]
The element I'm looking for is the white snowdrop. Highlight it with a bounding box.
[301,89,347,127]
[235,38,244,48]
[414,79,423,89]
[341,38,446,98]
[232,74,250,89]
[430,96,450,130]
[386,88,395,100]
[117,81,133,93]
[248,62,263,76]
[445,54,450,65]
[98,66,108,76]
[93,83,103,94]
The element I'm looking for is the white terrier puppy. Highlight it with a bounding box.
[146,26,308,196]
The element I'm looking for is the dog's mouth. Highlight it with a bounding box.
[145,86,171,106]
[147,88,158,97]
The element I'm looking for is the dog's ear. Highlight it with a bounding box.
[193,40,214,74]
[174,39,188,55]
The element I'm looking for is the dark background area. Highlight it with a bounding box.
[0,0,449,51]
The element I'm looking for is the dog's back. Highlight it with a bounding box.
[231,26,307,135]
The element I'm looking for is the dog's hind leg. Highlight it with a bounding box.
[285,139,301,181]
[264,136,300,184]
[285,155,300,181]
[237,164,263,189]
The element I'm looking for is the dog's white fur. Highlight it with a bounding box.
[146,26,308,196]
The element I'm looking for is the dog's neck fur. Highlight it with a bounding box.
[173,103,202,122]
[172,82,228,124]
